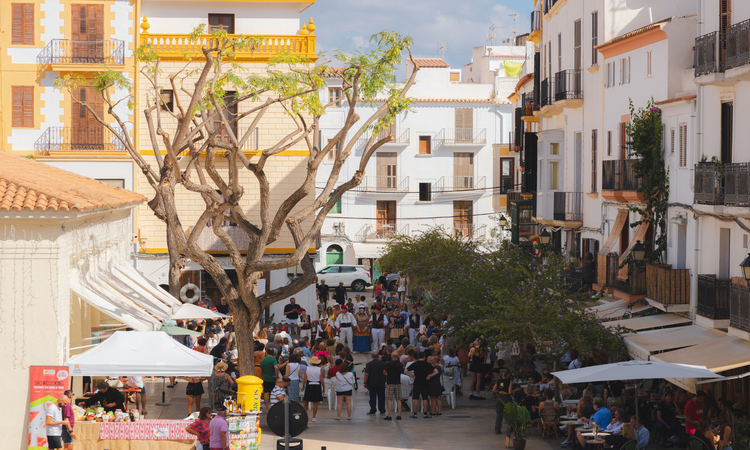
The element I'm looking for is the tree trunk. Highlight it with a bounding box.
[232,297,260,376]
[167,225,183,300]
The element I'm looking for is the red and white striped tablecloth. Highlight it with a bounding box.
[99,420,194,440]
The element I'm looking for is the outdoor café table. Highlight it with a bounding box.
[586,438,608,450]
[561,420,580,425]
[582,432,611,437]
[75,420,196,450]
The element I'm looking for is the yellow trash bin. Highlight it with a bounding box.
[237,375,263,412]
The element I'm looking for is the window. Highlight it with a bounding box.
[328,194,342,214]
[96,179,125,188]
[619,57,630,84]
[646,51,652,77]
[376,201,397,237]
[550,142,560,155]
[326,138,339,161]
[328,87,342,107]
[214,91,237,141]
[557,33,562,73]
[208,14,234,33]
[679,123,687,168]
[340,266,356,273]
[419,183,432,201]
[574,20,582,72]
[453,201,473,237]
[12,86,33,127]
[500,158,514,193]
[591,11,598,65]
[605,61,615,87]
[454,152,475,189]
[419,135,432,154]
[607,130,613,156]
[670,127,675,155]
[591,129,598,193]
[160,89,174,112]
[454,108,473,143]
[12,4,34,45]
[376,152,397,189]
[549,161,560,190]
[546,41,552,80]
[620,122,630,158]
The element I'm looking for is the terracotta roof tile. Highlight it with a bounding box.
[594,18,672,50]
[0,152,146,213]
[412,58,450,68]
[655,95,697,106]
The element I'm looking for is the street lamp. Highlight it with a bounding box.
[539,229,551,246]
[740,253,750,283]
[498,214,508,229]
[632,240,647,262]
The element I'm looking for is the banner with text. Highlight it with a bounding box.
[28,366,70,450]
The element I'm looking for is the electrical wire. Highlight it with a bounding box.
[315,183,524,194]
[320,211,502,221]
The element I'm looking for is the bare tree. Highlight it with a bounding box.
[57,29,418,375]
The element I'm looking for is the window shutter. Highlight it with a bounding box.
[679,123,687,168]
[12,86,33,128]
[591,129,598,193]
[12,4,34,45]
[94,4,104,40]
[670,128,675,155]
[72,5,81,41]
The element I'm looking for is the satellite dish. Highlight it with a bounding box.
[266,401,308,437]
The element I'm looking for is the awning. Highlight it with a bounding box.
[169,303,230,320]
[652,335,750,373]
[604,313,692,331]
[71,280,160,332]
[114,263,181,310]
[589,299,652,320]
[623,325,727,361]
[352,242,386,259]
[618,220,649,280]
[600,209,629,254]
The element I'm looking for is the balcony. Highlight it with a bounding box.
[358,127,410,146]
[453,223,484,239]
[140,32,317,62]
[724,162,750,207]
[34,127,127,155]
[521,92,540,123]
[529,11,542,44]
[726,19,750,71]
[696,275,731,326]
[543,0,566,18]
[356,176,409,197]
[514,107,524,151]
[602,159,643,202]
[37,39,125,71]
[730,283,750,334]
[694,31,724,82]
[355,222,408,241]
[553,191,583,222]
[434,128,486,146]
[554,69,583,107]
[644,263,690,312]
[694,162,724,205]
[539,79,561,117]
[434,176,486,197]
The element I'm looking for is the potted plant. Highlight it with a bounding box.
[503,403,532,450]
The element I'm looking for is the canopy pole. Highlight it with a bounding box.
[156,377,171,407]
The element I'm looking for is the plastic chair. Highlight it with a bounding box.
[539,406,560,439]
[326,378,337,410]
[440,371,456,409]
[621,439,638,450]
[689,436,712,450]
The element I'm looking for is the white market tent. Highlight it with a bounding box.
[552,360,721,385]
[169,303,230,320]
[66,331,213,376]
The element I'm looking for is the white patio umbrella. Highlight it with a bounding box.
[552,360,721,432]
[552,360,721,385]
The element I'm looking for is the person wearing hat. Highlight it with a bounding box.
[369,307,388,352]
[302,356,326,422]
[80,380,125,413]
[209,405,229,450]
[209,362,235,409]
[335,304,356,350]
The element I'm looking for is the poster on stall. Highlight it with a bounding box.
[227,414,261,450]
[28,366,70,450]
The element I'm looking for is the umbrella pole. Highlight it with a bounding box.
[156,376,171,406]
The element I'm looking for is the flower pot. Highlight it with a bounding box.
[513,439,527,450]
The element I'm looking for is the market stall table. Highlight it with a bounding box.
[76,420,196,450]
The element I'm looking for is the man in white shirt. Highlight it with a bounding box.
[369,307,388,351]
[355,295,369,311]
[46,394,70,449]
[127,376,147,414]
[335,306,356,349]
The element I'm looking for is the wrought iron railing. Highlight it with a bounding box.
[645,264,690,305]
[522,92,539,112]
[697,274,731,320]
[434,128,486,146]
[433,176,486,193]
[695,31,723,77]
[730,283,750,331]
[724,162,750,206]
[37,39,125,65]
[553,191,583,221]
[554,69,583,101]
[354,222,408,241]
[694,162,724,205]
[602,160,640,191]
[357,176,409,193]
[540,78,555,107]
[514,107,524,150]
[453,223,477,238]
[34,126,127,153]
[531,11,542,32]
[725,19,750,70]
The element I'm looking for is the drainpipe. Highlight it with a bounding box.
[689,0,704,320]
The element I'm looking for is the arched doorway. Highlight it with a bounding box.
[326,244,343,265]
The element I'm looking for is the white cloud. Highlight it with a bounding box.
[306,0,532,69]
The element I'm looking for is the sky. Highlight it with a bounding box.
[305,0,534,76]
